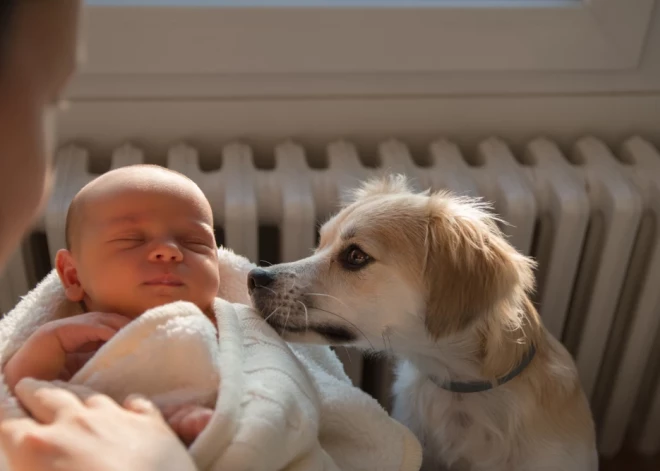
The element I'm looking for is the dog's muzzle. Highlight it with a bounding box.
[247,267,358,344]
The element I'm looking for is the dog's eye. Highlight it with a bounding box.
[341,245,371,270]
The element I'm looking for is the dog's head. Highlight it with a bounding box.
[249,175,535,354]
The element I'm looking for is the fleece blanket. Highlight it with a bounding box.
[0,259,422,471]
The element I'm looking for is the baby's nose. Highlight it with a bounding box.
[149,242,183,262]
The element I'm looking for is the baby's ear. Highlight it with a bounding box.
[55,249,85,302]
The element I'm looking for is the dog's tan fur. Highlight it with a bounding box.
[250,176,597,470]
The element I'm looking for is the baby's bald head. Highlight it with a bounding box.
[56,164,220,320]
[65,165,212,252]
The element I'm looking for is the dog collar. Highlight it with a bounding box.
[430,345,537,394]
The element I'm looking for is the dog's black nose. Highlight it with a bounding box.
[247,268,277,293]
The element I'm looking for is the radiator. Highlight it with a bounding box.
[1,135,659,459]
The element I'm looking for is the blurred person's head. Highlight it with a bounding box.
[0,0,81,270]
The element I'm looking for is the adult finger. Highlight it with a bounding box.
[49,380,101,403]
[83,392,116,409]
[0,416,37,455]
[0,417,55,471]
[49,380,117,410]
[14,378,82,424]
[123,394,162,419]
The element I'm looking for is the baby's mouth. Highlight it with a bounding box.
[144,274,184,286]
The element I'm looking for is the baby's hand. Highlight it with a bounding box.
[2,312,131,391]
[162,404,214,446]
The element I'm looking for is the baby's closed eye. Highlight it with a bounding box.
[108,233,146,248]
[182,238,214,248]
[179,232,216,252]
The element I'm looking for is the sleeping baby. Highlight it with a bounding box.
[2,165,221,445]
[0,165,424,471]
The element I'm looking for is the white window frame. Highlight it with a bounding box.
[60,2,660,168]
[81,0,653,77]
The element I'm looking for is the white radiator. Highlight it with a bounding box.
[1,135,659,459]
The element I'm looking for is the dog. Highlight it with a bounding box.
[248,176,598,471]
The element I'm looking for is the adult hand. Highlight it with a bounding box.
[0,378,197,471]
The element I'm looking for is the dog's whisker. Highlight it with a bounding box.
[386,332,394,357]
[381,331,393,357]
[259,260,273,266]
[310,306,374,350]
[296,300,309,333]
[305,292,351,310]
[263,306,281,323]
[342,346,353,364]
[387,332,394,355]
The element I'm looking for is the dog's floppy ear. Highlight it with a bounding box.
[341,174,413,206]
[424,193,535,339]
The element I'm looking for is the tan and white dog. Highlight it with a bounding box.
[248,176,598,471]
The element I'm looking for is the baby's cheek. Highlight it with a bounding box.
[196,274,221,314]
[88,271,144,316]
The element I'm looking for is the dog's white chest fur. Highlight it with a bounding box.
[393,361,508,471]
[392,361,596,471]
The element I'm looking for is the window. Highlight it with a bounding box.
[61,1,660,164]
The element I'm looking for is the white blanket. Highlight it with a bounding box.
[0,269,422,471]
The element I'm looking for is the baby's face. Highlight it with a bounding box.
[62,181,220,319]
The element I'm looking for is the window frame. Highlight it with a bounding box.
[81,0,654,77]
